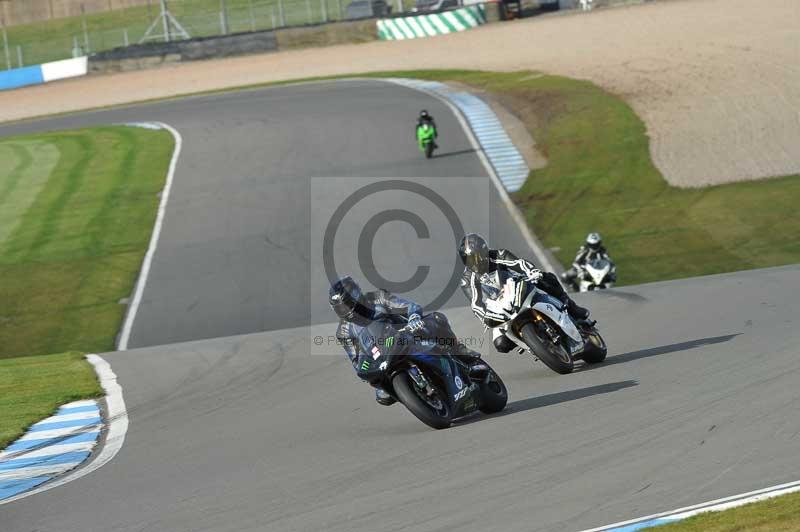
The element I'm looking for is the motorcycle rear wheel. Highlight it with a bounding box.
[520,323,574,374]
[392,372,452,430]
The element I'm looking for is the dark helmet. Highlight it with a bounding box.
[586,232,602,251]
[419,109,430,120]
[329,276,372,325]
[459,233,491,274]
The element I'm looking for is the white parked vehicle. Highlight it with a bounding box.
[488,276,607,374]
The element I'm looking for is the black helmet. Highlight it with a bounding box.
[586,232,602,251]
[459,233,491,274]
[419,109,430,120]
[329,276,371,325]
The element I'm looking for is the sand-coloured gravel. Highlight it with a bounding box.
[4,0,798,186]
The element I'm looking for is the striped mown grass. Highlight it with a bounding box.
[0,125,174,359]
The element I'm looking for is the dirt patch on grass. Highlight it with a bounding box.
[276,20,377,50]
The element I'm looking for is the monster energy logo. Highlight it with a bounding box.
[361,360,370,371]
[385,336,394,348]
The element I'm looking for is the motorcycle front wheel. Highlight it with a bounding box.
[581,328,607,364]
[520,323,574,374]
[424,141,434,159]
[477,363,508,414]
[392,372,452,430]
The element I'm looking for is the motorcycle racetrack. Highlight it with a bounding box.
[1,80,799,531]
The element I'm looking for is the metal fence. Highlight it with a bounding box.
[0,0,416,68]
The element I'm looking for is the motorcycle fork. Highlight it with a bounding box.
[408,365,436,398]
[533,313,562,345]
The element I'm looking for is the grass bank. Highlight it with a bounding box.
[653,491,800,531]
[372,70,799,285]
[0,124,172,447]
[0,125,173,359]
[0,352,102,448]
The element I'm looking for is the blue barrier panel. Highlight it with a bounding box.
[0,65,44,91]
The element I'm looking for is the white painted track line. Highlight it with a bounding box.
[117,121,183,351]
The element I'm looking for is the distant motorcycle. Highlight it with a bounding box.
[492,276,607,374]
[417,123,437,159]
[356,315,507,429]
[576,258,616,292]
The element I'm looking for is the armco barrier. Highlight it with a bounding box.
[377,5,486,40]
[89,29,278,72]
[0,56,87,91]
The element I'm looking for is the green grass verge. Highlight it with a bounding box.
[0,351,102,449]
[366,70,799,285]
[0,125,174,359]
[652,491,800,531]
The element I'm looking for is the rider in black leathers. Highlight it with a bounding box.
[458,233,590,354]
[330,276,484,406]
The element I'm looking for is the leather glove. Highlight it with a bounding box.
[407,314,425,332]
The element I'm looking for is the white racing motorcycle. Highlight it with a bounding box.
[488,276,608,374]
[577,258,616,293]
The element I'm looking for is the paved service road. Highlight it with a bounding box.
[2,265,799,531]
[0,80,531,348]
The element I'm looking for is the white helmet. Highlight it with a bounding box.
[586,232,602,250]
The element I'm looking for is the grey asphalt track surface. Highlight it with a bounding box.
[0,80,530,349]
[3,81,800,531]
[2,265,799,531]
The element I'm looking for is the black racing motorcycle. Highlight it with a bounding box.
[355,315,507,429]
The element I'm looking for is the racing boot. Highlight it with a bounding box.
[454,343,489,380]
[566,297,590,322]
[375,387,396,406]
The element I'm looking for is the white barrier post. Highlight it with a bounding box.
[248,0,256,31]
[123,28,129,46]
[160,0,171,42]
[321,0,328,22]
[271,7,276,28]
[220,0,229,34]
[336,0,342,19]
[16,44,22,67]
[279,0,286,26]
[306,0,312,24]
[1,25,9,71]
[81,4,90,52]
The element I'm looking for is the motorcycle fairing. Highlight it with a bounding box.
[407,352,479,418]
[526,290,583,343]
